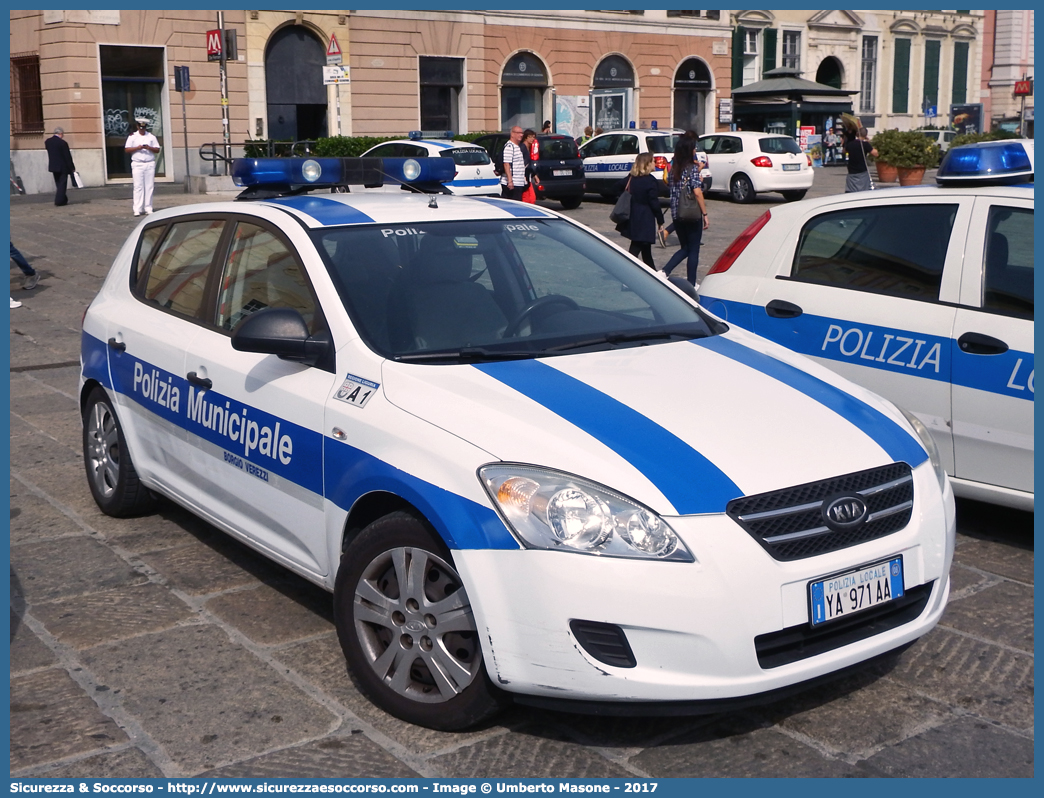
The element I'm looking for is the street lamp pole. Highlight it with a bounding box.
[218,11,231,174]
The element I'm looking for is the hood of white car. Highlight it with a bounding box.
[381,330,928,516]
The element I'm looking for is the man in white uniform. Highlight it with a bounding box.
[125,117,160,216]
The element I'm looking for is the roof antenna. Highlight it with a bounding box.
[428,195,438,208]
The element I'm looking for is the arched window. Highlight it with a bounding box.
[265,26,328,141]
[501,52,548,130]
[816,57,843,90]
[674,58,713,134]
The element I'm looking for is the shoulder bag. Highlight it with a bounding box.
[609,177,632,225]
[676,169,703,222]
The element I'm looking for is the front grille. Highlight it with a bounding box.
[727,463,914,561]
[569,620,637,668]
[755,581,934,668]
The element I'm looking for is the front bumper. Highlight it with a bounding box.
[455,462,953,705]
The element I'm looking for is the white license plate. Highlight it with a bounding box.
[809,557,904,626]
[553,170,572,177]
[783,163,801,171]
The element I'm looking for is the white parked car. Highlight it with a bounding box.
[699,139,1034,511]
[361,133,500,196]
[915,129,958,152]
[698,131,814,203]
[80,154,954,731]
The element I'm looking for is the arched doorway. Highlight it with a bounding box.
[501,52,548,130]
[816,57,844,90]
[265,26,328,141]
[593,54,635,130]
[673,58,713,134]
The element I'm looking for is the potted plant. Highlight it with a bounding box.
[868,129,902,182]
[871,130,941,185]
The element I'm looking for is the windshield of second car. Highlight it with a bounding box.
[314,219,718,361]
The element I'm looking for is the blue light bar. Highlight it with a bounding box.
[409,130,455,140]
[936,140,1034,185]
[231,156,456,189]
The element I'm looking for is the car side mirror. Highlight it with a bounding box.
[231,307,331,369]
[669,275,699,300]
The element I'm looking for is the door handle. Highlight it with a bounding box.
[765,299,803,319]
[957,332,1008,355]
[186,371,213,390]
[107,337,126,352]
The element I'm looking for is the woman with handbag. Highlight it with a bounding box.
[614,153,664,270]
[521,129,538,203]
[662,136,710,285]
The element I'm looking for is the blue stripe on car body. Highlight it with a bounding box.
[694,335,928,468]
[81,330,112,389]
[470,198,556,217]
[448,179,501,188]
[700,296,1033,402]
[474,359,742,515]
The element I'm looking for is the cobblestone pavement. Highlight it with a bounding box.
[8,170,1034,778]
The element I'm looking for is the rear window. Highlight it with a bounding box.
[539,137,579,159]
[645,136,674,154]
[442,147,491,166]
[759,137,802,155]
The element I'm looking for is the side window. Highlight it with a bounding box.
[132,224,165,286]
[718,137,743,155]
[616,135,639,155]
[583,136,614,158]
[791,204,958,301]
[366,143,402,158]
[216,222,320,334]
[400,144,429,158]
[983,206,1033,319]
[700,136,719,154]
[142,219,225,319]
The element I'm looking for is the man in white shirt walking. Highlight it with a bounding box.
[125,118,160,216]
[500,126,527,201]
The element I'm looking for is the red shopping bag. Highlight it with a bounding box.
[522,183,536,204]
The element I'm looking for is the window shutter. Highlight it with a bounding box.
[952,41,969,105]
[923,39,940,109]
[763,28,777,75]
[732,27,745,89]
[892,38,910,113]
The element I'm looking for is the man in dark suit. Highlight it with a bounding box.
[44,127,76,206]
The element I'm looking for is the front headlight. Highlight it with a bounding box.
[479,464,694,562]
[897,406,948,493]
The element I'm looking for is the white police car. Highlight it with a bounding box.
[360,131,500,196]
[80,154,954,730]
[700,140,1033,511]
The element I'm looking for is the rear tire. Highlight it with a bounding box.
[559,196,583,210]
[782,189,807,202]
[82,387,155,517]
[334,511,508,730]
[730,174,755,204]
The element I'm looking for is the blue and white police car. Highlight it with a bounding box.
[579,128,712,197]
[700,139,1033,511]
[360,131,500,196]
[80,154,954,730]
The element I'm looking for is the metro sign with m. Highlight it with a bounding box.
[207,29,223,61]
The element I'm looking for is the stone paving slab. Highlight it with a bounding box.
[858,716,1034,778]
[11,535,149,603]
[200,735,421,779]
[38,747,166,779]
[10,609,59,675]
[204,580,335,646]
[79,625,340,775]
[940,580,1034,652]
[10,668,129,771]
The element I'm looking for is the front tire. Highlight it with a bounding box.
[82,386,155,517]
[334,511,507,730]
[730,173,755,203]
[559,195,583,210]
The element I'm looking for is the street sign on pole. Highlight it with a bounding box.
[326,34,343,65]
[206,29,222,62]
[323,65,350,85]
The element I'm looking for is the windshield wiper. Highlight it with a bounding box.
[543,327,707,353]
[393,346,537,363]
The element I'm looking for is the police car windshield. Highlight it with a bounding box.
[313,218,717,362]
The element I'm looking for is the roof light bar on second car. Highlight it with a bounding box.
[231,156,456,196]
[936,140,1034,185]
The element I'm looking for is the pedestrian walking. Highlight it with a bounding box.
[44,127,76,207]
[843,125,877,192]
[10,242,40,290]
[615,153,664,270]
[125,117,160,216]
[662,136,709,286]
[520,129,539,203]
[500,126,528,201]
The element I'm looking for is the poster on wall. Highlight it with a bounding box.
[950,103,983,134]
[798,125,816,151]
[806,134,823,167]
[555,95,589,141]
[594,94,624,131]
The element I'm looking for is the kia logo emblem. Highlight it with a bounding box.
[823,495,869,530]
